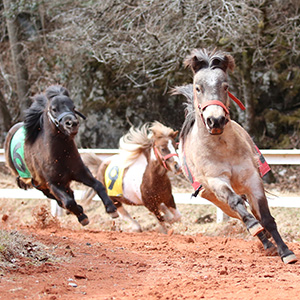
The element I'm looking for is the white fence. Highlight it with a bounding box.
[1,149,300,222]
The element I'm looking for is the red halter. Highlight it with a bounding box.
[196,90,246,116]
[154,145,178,171]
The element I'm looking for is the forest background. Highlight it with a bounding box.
[0,0,299,149]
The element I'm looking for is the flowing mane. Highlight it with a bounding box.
[119,123,152,168]
[24,94,47,144]
[171,84,194,145]
[119,121,177,168]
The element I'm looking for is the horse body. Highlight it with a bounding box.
[175,48,297,264]
[83,122,182,233]
[4,85,117,225]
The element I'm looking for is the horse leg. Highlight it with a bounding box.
[256,230,277,255]
[144,201,168,234]
[253,195,297,264]
[160,202,182,224]
[117,204,142,232]
[49,184,89,226]
[76,168,118,218]
[245,176,297,264]
[159,203,174,223]
[205,179,264,236]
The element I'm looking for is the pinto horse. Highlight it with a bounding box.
[82,121,182,233]
[173,48,297,264]
[4,85,117,225]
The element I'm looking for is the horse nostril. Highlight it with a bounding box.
[207,116,226,129]
[72,119,79,127]
[219,116,226,127]
[65,118,78,128]
[207,117,213,127]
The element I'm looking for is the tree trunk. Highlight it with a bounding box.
[3,0,31,120]
[241,50,256,137]
[0,89,12,146]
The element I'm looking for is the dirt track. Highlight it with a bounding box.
[1,223,300,300]
[1,166,300,299]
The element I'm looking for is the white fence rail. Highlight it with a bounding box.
[1,148,300,164]
[1,149,300,222]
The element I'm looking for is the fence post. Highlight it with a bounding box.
[50,200,63,217]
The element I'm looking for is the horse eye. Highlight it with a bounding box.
[52,107,57,113]
[223,83,229,91]
[195,86,201,93]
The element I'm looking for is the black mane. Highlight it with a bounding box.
[24,94,47,144]
[24,85,70,144]
[170,84,195,144]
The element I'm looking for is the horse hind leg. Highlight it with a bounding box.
[117,204,142,232]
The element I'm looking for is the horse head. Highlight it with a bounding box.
[46,85,86,137]
[150,121,181,174]
[184,48,235,135]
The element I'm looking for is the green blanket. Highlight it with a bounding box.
[10,126,31,178]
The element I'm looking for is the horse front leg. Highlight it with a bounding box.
[246,177,297,264]
[253,195,297,264]
[49,184,89,226]
[76,168,118,218]
[206,178,264,236]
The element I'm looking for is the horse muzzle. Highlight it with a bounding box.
[62,115,79,136]
[200,101,229,135]
[205,115,228,135]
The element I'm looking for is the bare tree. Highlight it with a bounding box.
[3,0,31,120]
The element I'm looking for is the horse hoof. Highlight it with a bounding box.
[80,218,90,226]
[248,223,264,236]
[78,214,89,226]
[109,211,119,219]
[282,253,298,264]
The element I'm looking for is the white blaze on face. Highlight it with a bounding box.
[167,140,180,166]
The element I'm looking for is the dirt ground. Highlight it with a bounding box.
[1,165,300,300]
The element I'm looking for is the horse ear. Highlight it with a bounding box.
[226,54,235,72]
[210,54,235,73]
[184,55,208,74]
[172,130,179,139]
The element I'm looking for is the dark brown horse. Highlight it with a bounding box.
[173,48,297,264]
[4,85,117,225]
[82,121,182,233]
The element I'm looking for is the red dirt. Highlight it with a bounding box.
[1,222,300,300]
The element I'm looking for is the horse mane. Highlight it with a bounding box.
[119,121,176,168]
[170,84,195,144]
[24,93,47,144]
[119,123,152,168]
[24,85,70,144]
[149,121,176,140]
